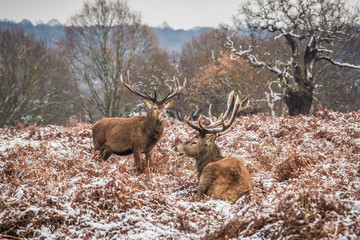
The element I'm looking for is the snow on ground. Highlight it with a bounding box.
[0,110,359,239]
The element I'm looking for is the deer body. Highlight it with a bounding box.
[92,73,185,174]
[176,134,253,199]
[199,157,253,199]
[93,115,163,161]
[175,91,253,199]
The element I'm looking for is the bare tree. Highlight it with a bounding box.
[0,28,77,126]
[61,0,159,122]
[229,0,360,115]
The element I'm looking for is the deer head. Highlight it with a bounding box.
[121,72,186,122]
[175,91,249,174]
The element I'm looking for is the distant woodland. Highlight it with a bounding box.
[0,19,211,52]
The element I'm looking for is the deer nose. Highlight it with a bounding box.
[173,146,178,151]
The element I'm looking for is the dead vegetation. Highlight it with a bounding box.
[0,109,359,239]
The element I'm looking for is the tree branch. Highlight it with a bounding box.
[226,36,283,77]
[317,56,360,70]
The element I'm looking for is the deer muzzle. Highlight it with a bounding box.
[174,144,185,156]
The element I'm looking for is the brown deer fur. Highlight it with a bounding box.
[175,134,253,199]
[175,91,253,199]
[92,74,184,174]
[93,101,171,173]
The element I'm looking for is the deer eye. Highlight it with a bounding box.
[191,141,197,145]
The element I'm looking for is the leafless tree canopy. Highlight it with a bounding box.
[0,28,77,127]
[230,0,360,115]
[62,0,159,122]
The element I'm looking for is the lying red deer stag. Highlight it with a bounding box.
[93,74,185,174]
[175,91,253,199]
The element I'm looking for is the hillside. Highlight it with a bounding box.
[0,19,211,52]
[153,26,212,52]
[1,109,359,239]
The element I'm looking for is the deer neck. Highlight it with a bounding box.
[142,114,164,141]
[195,143,223,177]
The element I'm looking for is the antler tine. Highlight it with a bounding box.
[207,90,235,128]
[208,104,214,122]
[184,115,206,135]
[207,104,224,126]
[202,94,240,134]
[238,96,250,112]
[120,71,157,102]
[143,89,156,101]
[217,95,241,133]
[143,87,158,102]
[183,91,236,137]
[201,92,244,135]
[206,90,236,128]
[184,92,250,138]
[216,95,250,137]
[221,90,237,120]
[161,77,186,102]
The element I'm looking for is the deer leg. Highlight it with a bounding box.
[145,150,153,168]
[133,151,143,174]
[100,148,112,160]
[198,167,215,197]
[198,176,210,196]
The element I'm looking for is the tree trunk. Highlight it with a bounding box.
[284,87,313,116]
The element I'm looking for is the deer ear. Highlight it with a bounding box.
[206,134,216,143]
[164,100,174,108]
[142,99,153,108]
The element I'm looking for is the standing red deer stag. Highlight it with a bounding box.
[175,91,253,199]
[92,73,186,174]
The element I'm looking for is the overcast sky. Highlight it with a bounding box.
[0,0,243,30]
[0,0,358,30]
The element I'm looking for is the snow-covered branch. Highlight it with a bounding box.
[226,36,284,77]
[265,80,283,116]
[317,56,360,70]
[315,48,333,54]
[274,29,303,40]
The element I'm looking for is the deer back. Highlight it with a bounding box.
[198,157,253,199]
[92,116,145,153]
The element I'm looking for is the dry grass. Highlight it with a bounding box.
[0,110,359,239]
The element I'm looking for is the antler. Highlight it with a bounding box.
[160,77,186,103]
[184,91,249,137]
[121,72,186,103]
[207,91,236,128]
[121,71,157,102]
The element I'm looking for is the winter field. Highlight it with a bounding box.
[0,109,359,239]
